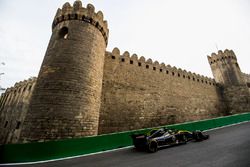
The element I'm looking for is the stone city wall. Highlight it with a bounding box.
[0,47,227,143]
[0,78,36,144]
[98,48,226,134]
[2,47,248,143]
[242,73,250,87]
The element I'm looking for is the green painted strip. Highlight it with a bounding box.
[0,112,250,164]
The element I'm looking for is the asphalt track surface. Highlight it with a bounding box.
[5,122,250,167]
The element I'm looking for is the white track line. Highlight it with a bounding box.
[1,120,249,166]
[204,121,249,132]
[0,146,133,166]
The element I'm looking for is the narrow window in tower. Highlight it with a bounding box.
[138,62,141,66]
[146,65,149,69]
[153,67,156,70]
[160,69,162,72]
[235,63,239,68]
[111,56,115,59]
[130,60,133,64]
[172,72,175,76]
[89,18,93,24]
[59,27,69,39]
[16,121,21,129]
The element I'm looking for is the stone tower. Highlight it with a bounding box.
[207,49,245,86]
[208,50,250,114]
[19,0,109,142]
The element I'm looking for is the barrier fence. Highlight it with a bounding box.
[0,112,250,164]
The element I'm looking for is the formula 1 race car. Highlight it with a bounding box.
[131,128,209,152]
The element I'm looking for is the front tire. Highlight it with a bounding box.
[193,131,201,141]
[148,141,158,153]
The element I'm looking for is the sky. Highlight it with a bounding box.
[0,0,250,90]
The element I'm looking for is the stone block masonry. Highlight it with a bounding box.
[98,49,225,134]
[0,78,36,144]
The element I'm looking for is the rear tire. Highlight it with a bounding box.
[182,135,188,144]
[134,144,139,149]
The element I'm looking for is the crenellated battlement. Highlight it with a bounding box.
[5,77,37,94]
[106,48,216,86]
[242,73,250,78]
[207,49,237,65]
[52,0,109,45]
